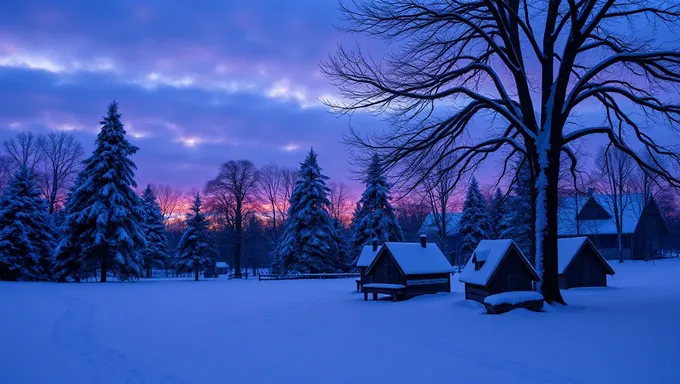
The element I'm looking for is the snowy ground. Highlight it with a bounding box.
[2,261,680,384]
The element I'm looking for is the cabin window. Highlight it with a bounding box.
[385,264,393,276]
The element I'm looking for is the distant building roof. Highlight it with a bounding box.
[366,242,455,275]
[215,262,228,268]
[558,237,615,275]
[558,193,652,236]
[458,239,539,286]
[418,212,463,236]
[356,245,379,267]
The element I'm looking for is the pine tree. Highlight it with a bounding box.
[488,187,505,239]
[53,101,146,282]
[349,153,403,265]
[276,149,340,274]
[0,167,55,281]
[458,177,492,263]
[141,185,170,278]
[499,163,533,260]
[175,194,215,281]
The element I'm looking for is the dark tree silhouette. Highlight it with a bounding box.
[323,0,680,304]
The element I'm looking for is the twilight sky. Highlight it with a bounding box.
[0,0,388,192]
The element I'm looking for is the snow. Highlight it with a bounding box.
[558,193,647,236]
[380,242,455,274]
[215,261,228,268]
[356,245,378,267]
[1,260,680,383]
[418,212,463,236]
[483,291,543,306]
[459,239,530,286]
[362,283,405,289]
[558,237,587,274]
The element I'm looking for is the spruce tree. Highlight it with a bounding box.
[458,177,492,264]
[141,185,170,278]
[0,167,55,281]
[488,187,505,239]
[276,149,340,274]
[499,163,533,260]
[53,101,146,282]
[349,153,403,265]
[175,194,215,281]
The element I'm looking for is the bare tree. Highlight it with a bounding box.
[205,160,259,277]
[37,131,85,213]
[323,0,680,304]
[595,144,636,263]
[0,155,15,191]
[277,167,298,220]
[258,163,283,241]
[328,181,354,224]
[421,159,458,258]
[3,132,44,171]
[151,184,184,224]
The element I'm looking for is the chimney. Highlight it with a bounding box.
[419,234,427,248]
[372,238,379,252]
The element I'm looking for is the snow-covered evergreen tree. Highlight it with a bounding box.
[349,153,403,265]
[175,193,215,281]
[276,149,340,274]
[458,177,492,263]
[499,163,533,260]
[0,167,55,281]
[488,187,505,239]
[141,185,170,278]
[52,101,146,282]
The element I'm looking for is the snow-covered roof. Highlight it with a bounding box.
[356,245,379,267]
[558,193,649,236]
[558,237,615,275]
[418,212,463,236]
[215,262,228,268]
[366,242,455,275]
[458,239,539,286]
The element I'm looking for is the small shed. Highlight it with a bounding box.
[356,241,380,290]
[558,237,615,289]
[362,236,455,300]
[215,262,229,276]
[458,239,540,304]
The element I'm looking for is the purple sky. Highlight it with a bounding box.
[1,1,679,197]
[0,0,388,193]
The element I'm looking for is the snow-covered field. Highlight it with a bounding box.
[2,261,680,384]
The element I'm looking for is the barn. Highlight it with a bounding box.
[558,237,615,289]
[355,241,380,291]
[458,239,540,304]
[362,236,455,301]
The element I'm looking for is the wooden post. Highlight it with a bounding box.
[364,292,368,301]
[392,292,397,302]
[372,292,377,301]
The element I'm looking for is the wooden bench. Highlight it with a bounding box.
[483,291,544,314]
[362,283,406,302]
[356,279,362,292]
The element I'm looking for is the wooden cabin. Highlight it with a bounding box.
[215,262,229,276]
[355,241,380,291]
[558,237,615,289]
[458,239,540,304]
[362,236,455,301]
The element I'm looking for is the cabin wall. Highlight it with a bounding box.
[587,234,632,261]
[633,200,669,259]
[404,273,451,295]
[487,249,535,295]
[464,284,489,303]
[367,251,405,285]
[359,266,372,285]
[561,246,608,289]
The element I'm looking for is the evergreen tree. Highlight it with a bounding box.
[458,177,492,263]
[499,163,533,260]
[141,185,170,278]
[53,102,146,282]
[276,149,340,274]
[175,194,215,281]
[0,167,55,281]
[488,187,505,239]
[349,153,403,265]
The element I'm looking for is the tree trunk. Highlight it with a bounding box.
[147,264,152,279]
[100,257,107,283]
[194,266,199,281]
[535,156,565,304]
